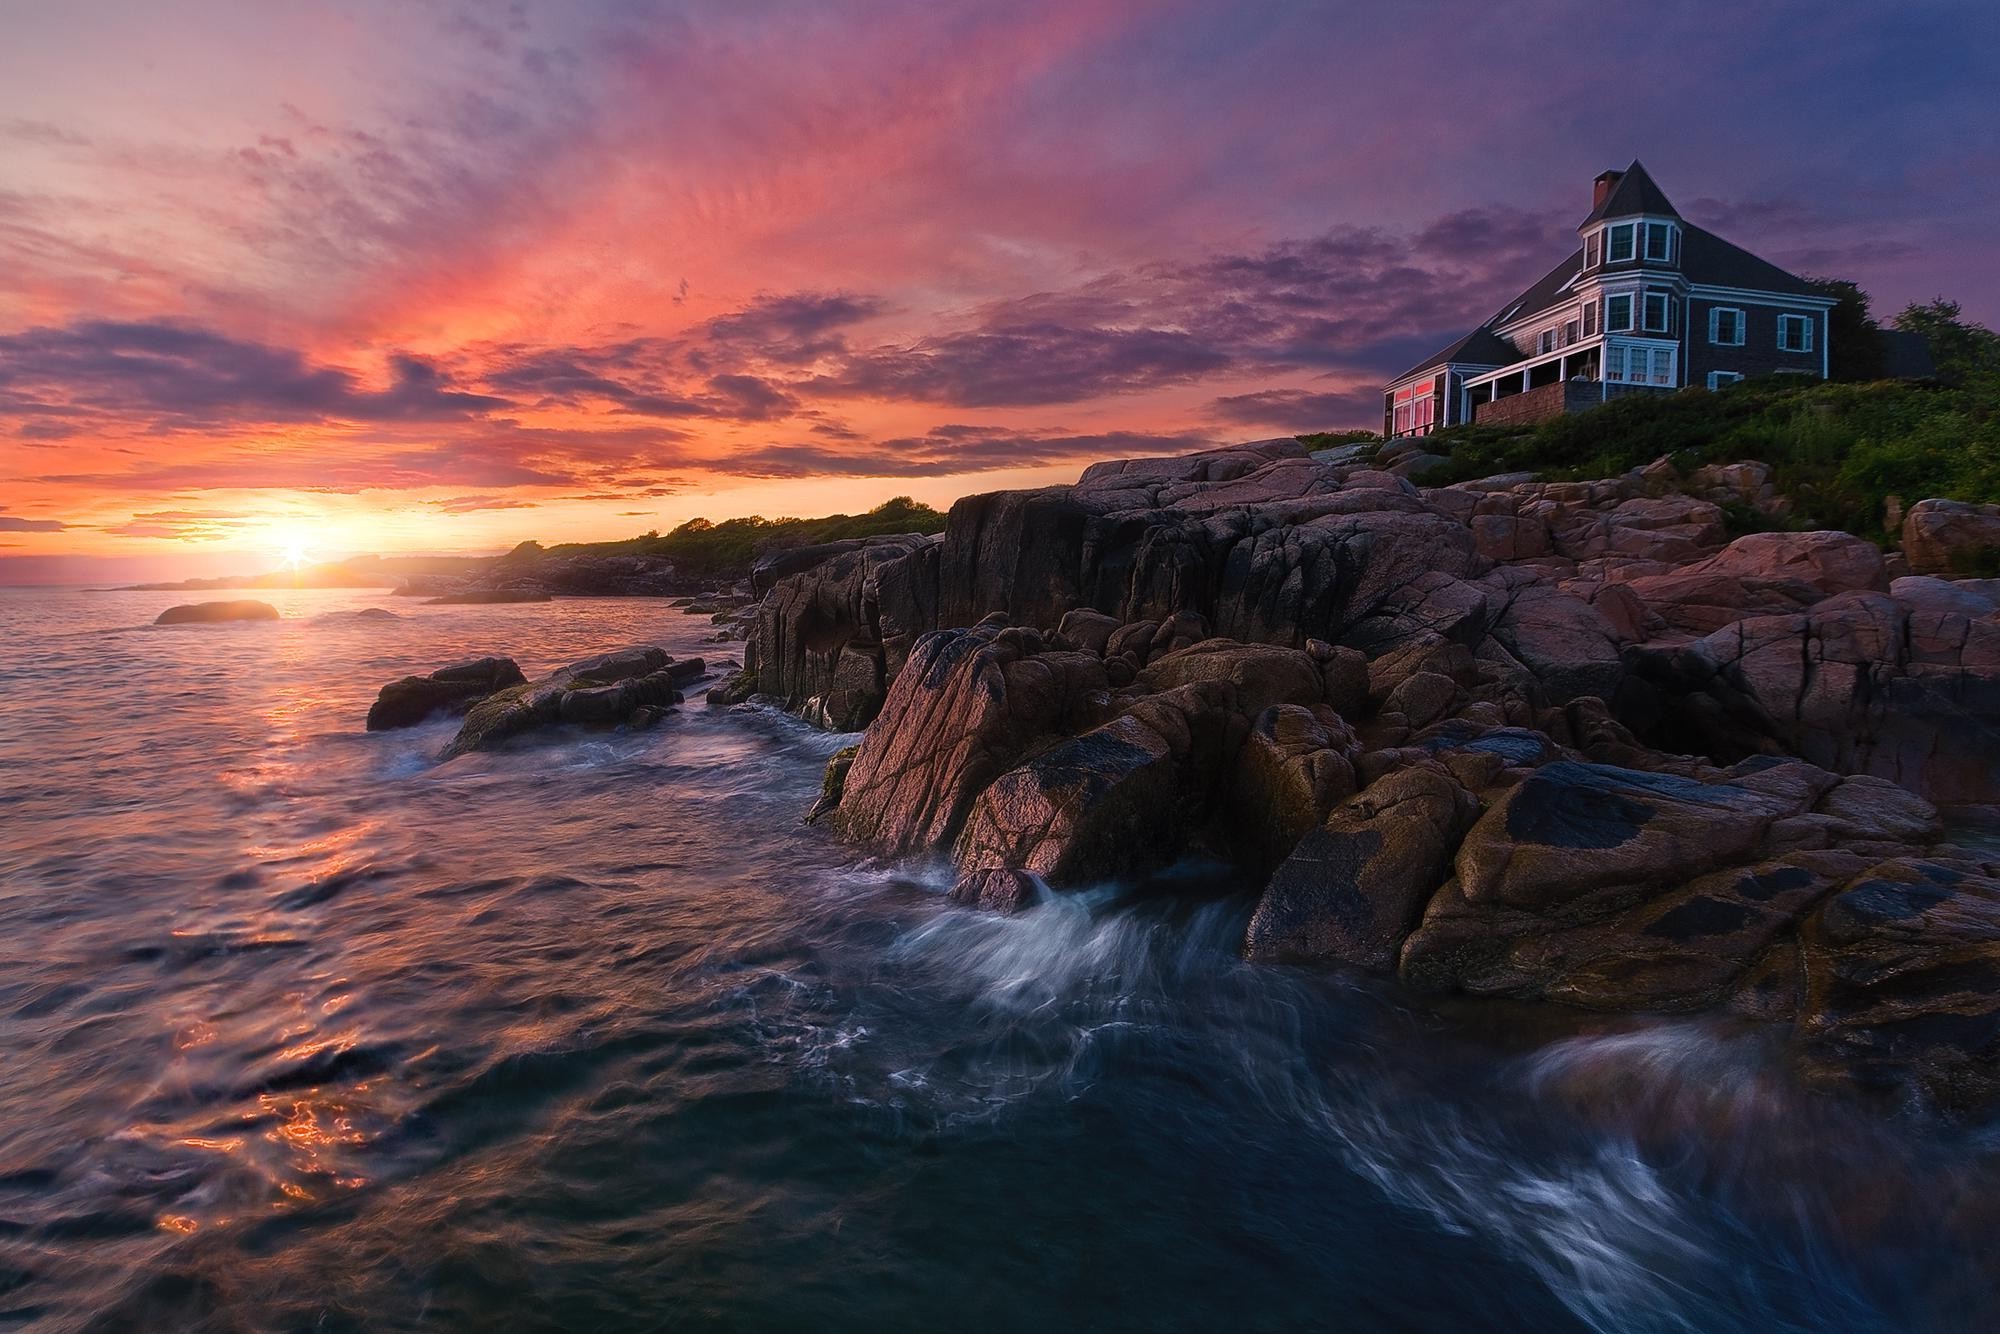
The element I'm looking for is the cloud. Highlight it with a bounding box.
[0,321,511,429]
[99,508,251,541]
[814,323,1234,406]
[725,425,1212,478]
[424,494,539,514]
[1204,386,1383,431]
[0,513,67,532]
[697,291,885,366]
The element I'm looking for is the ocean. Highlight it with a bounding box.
[0,586,1992,1332]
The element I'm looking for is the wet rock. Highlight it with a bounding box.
[1244,766,1478,968]
[366,655,526,730]
[949,868,1046,913]
[441,646,684,757]
[155,599,278,625]
[953,691,1218,886]
[1798,859,2000,1111]
[742,532,938,731]
[1625,590,2000,805]
[806,744,859,824]
[828,622,1111,858]
[1228,704,1359,868]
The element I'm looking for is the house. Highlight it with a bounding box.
[1382,161,1835,437]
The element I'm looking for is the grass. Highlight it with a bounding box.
[1413,372,2000,541]
[499,495,947,580]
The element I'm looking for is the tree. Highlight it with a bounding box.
[1894,298,2000,387]
[1806,277,1886,381]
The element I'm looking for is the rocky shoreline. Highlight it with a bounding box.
[710,438,2000,1115]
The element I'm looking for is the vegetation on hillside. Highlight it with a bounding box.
[500,495,947,579]
[1382,298,2000,541]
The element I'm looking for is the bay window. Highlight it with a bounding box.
[1607,223,1636,263]
[1606,293,1634,331]
[1642,292,1671,333]
[1606,344,1677,386]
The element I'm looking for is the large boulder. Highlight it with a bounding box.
[1243,765,1478,968]
[155,599,278,624]
[367,656,526,730]
[1680,530,1888,598]
[828,622,1110,858]
[743,533,937,730]
[953,683,1233,886]
[1625,590,2000,805]
[1903,498,2000,577]
[440,647,687,757]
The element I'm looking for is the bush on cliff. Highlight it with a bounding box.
[1423,371,2000,540]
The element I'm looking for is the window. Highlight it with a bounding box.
[1606,294,1634,331]
[1586,233,1601,269]
[1606,223,1636,263]
[1644,222,1675,263]
[1390,381,1437,436]
[1778,314,1814,353]
[1642,292,1671,333]
[1708,371,1743,390]
[1538,328,1556,355]
[1564,319,1581,346]
[1709,307,1745,346]
[1584,301,1598,336]
[1606,345,1677,386]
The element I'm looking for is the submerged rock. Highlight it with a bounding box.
[155,599,278,624]
[367,655,526,730]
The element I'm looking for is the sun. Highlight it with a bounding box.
[278,535,313,572]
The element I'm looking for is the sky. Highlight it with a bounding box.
[2,0,1996,583]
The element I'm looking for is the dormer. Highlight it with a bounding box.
[1579,160,1682,274]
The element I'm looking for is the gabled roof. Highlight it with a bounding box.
[1579,159,1680,227]
[1488,249,1585,330]
[1389,327,1520,385]
[1679,225,1819,296]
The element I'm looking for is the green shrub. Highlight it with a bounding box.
[1424,373,1999,543]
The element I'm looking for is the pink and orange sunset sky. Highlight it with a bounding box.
[2,0,1996,583]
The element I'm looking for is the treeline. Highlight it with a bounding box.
[500,495,948,579]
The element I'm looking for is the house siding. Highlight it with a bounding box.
[1684,299,1826,385]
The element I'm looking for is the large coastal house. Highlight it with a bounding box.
[1383,161,1834,437]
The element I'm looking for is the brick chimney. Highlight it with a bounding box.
[1593,169,1624,210]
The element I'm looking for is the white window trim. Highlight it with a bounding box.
[1708,306,1746,347]
[1643,221,1677,264]
[1642,292,1671,333]
[1605,293,1635,332]
[1777,314,1814,354]
[1707,371,1743,390]
[1606,222,1637,264]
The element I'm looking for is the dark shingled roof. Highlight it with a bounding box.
[1678,225,1820,296]
[1579,160,1680,226]
[1389,327,1521,385]
[1486,249,1585,329]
